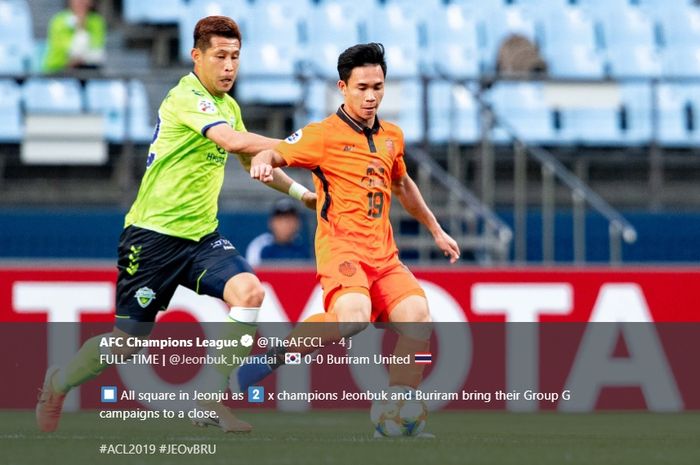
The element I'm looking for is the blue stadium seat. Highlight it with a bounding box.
[607,45,661,77]
[0,0,33,74]
[234,0,311,104]
[124,0,184,24]
[22,78,83,114]
[365,2,422,78]
[653,4,700,49]
[306,2,363,78]
[620,83,653,144]
[179,0,251,63]
[0,79,22,142]
[596,3,657,49]
[661,46,700,77]
[482,3,539,74]
[425,3,480,78]
[85,80,153,143]
[539,5,605,78]
[655,83,700,146]
[488,82,559,144]
[428,81,479,144]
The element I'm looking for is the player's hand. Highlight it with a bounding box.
[433,229,461,264]
[301,191,317,211]
[250,161,274,183]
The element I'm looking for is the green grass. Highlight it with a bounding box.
[1,410,699,465]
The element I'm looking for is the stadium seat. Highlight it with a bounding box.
[305,2,363,78]
[0,0,33,74]
[22,78,83,114]
[482,3,539,74]
[488,82,559,144]
[653,4,700,49]
[539,4,605,78]
[85,80,153,144]
[425,3,480,78]
[656,83,700,146]
[662,46,700,77]
[124,0,184,24]
[596,3,657,49]
[0,79,22,142]
[179,0,252,63]
[428,81,480,144]
[607,45,662,78]
[619,83,653,144]
[365,2,422,78]
[234,0,311,104]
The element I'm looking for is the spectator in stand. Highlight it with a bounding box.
[246,198,312,266]
[43,0,106,73]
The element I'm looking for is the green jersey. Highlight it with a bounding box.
[125,73,246,241]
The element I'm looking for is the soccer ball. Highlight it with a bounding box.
[370,386,428,437]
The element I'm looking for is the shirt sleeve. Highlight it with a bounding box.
[391,131,407,180]
[275,123,325,169]
[171,90,228,136]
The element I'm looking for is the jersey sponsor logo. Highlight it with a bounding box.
[198,98,216,114]
[285,129,303,144]
[211,238,235,251]
[338,260,357,277]
[361,160,387,188]
[134,287,156,308]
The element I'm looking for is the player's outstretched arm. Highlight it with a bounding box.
[205,123,280,156]
[235,153,315,210]
[250,149,288,183]
[392,174,461,263]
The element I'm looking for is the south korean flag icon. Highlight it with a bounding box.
[285,352,302,365]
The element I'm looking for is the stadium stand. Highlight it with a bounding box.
[3,0,700,263]
[0,0,33,74]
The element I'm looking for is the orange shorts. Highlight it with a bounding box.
[318,255,426,322]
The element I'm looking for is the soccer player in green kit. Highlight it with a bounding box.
[35,16,315,433]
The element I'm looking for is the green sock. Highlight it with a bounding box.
[52,334,110,394]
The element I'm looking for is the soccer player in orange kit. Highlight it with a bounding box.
[237,43,460,405]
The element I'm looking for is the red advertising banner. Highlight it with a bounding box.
[1,266,699,412]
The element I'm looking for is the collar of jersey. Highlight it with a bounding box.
[336,105,381,135]
[189,72,225,102]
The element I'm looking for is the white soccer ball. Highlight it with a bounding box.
[370,386,428,437]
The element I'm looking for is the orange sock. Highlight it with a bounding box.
[287,312,341,356]
[389,334,430,389]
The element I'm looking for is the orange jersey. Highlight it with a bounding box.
[276,106,407,268]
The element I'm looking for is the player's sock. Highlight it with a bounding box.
[236,312,342,392]
[388,334,430,389]
[219,307,259,390]
[52,334,111,394]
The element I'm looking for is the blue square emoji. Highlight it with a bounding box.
[101,386,118,403]
[248,386,264,403]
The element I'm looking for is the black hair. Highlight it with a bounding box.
[194,16,242,51]
[337,43,387,82]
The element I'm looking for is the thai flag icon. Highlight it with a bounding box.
[414,353,432,364]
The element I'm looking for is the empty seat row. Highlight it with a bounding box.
[298,80,700,146]
[0,78,152,143]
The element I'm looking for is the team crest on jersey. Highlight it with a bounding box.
[385,139,395,157]
[134,287,156,308]
[285,129,303,144]
[198,98,216,114]
[338,260,357,277]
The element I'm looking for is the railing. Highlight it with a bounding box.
[464,79,638,264]
[397,146,513,264]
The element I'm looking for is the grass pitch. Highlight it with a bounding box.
[1,410,699,465]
